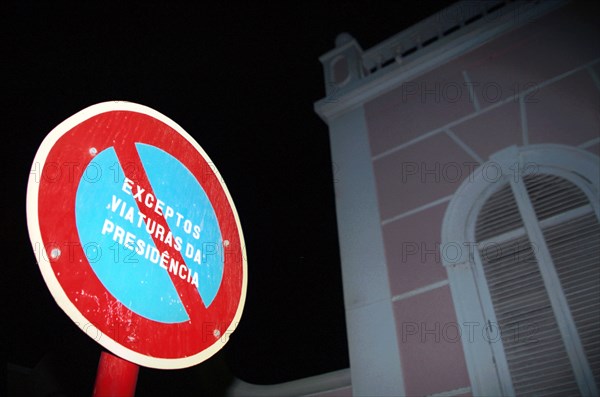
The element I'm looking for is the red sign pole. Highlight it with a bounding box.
[93,351,139,397]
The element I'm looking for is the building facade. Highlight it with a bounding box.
[314,1,599,396]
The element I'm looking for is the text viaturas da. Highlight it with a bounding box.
[101,177,207,288]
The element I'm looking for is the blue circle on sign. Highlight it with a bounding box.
[75,143,224,323]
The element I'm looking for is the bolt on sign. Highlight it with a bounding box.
[26,102,247,369]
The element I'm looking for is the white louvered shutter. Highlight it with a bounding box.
[473,173,600,396]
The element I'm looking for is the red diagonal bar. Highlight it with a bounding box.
[114,139,206,324]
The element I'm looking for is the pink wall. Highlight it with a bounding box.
[394,285,470,396]
[363,2,599,396]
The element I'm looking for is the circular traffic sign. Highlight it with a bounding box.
[26,101,247,369]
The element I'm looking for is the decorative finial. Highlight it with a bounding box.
[335,32,354,47]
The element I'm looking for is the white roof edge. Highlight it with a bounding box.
[226,368,351,397]
[314,0,568,124]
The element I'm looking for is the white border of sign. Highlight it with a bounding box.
[26,101,248,369]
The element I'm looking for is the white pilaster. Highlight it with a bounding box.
[328,107,405,396]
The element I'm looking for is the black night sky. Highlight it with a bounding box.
[2,2,455,395]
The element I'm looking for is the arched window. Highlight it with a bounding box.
[441,145,600,396]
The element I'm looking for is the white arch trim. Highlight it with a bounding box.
[440,144,600,396]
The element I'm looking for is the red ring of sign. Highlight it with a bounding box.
[31,104,246,368]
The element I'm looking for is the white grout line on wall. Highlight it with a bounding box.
[519,58,599,96]
[372,57,600,162]
[372,95,513,161]
[381,195,453,226]
[372,129,443,161]
[445,128,484,163]
[587,65,600,93]
[427,386,472,397]
[580,137,600,149]
[392,279,450,302]
[462,70,480,112]
[519,96,529,146]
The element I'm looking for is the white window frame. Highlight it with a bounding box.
[441,144,600,396]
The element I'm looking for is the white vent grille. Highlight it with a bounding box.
[475,173,599,396]
[475,183,524,241]
[480,235,580,396]
[525,174,590,221]
[543,213,600,390]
